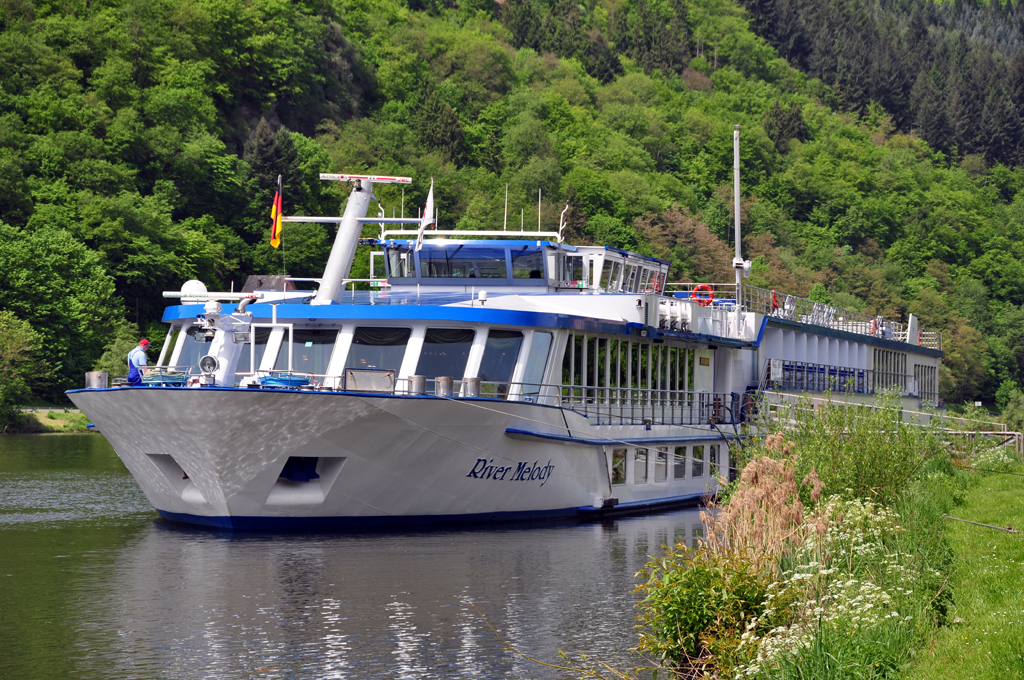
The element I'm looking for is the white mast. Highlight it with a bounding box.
[733,125,743,291]
[310,174,412,306]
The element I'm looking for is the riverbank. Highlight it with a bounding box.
[627,395,1024,679]
[2,409,92,434]
[908,463,1024,679]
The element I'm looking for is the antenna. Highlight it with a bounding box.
[733,125,743,290]
[538,188,542,231]
[557,202,569,243]
[503,185,508,232]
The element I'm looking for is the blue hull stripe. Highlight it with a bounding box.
[155,495,705,531]
[585,492,707,515]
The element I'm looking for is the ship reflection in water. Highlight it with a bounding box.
[0,435,706,679]
[78,513,704,679]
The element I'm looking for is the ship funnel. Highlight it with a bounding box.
[312,174,412,305]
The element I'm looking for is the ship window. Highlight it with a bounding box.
[522,332,552,394]
[270,328,293,371]
[655,448,668,482]
[600,260,620,291]
[639,268,652,292]
[386,246,417,278]
[416,328,475,379]
[236,327,271,373]
[178,327,212,374]
[419,245,508,279]
[634,448,648,483]
[346,327,411,373]
[511,245,545,279]
[479,330,524,395]
[276,329,336,375]
[623,265,638,293]
[692,445,704,477]
[709,444,720,478]
[611,449,626,485]
[561,255,584,285]
[674,446,687,479]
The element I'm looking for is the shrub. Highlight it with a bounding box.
[634,545,779,678]
[753,392,943,504]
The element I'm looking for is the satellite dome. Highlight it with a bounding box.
[181,280,208,301]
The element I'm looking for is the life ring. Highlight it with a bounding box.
[693,284,714,307]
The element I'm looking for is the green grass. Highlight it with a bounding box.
[2,409,92,434]
[909,464,1024,679]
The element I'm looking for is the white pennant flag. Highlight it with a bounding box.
[415,178,435,252]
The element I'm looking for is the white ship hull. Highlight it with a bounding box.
[69,387,719,529]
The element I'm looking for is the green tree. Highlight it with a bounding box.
[0,311,47,430]
[0,224,124,398]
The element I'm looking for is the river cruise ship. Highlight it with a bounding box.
[68,172,944,530]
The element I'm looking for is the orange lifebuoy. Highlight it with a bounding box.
[693,283,714,307]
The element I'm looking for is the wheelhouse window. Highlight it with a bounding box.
[623,265,639,293]
[478,330,524,395]
[560,254,584,286]
[416,328,475,379]
[511,245,545,279]
[600,260,621,292]
[420,245,508,279]
[346,327,411,372]
[386,246,417,279]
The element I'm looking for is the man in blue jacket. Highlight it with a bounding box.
[127,339,150,386]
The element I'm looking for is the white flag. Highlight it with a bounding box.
[415,179,434,252]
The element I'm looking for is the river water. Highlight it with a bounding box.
[0,434,705,679]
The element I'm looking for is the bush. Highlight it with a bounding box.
[635,545,779,678]
[753,392,943,504]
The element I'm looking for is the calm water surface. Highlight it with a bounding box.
[0,434,705,679]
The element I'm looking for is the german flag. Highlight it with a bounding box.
[270,175,283,248]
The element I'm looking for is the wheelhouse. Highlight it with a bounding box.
[379,240,670,294]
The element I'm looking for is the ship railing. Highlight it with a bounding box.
[761,359,940,404]
[740,284,942,350]
[557,386,741,426]
[235,373,742,423]
[665,282,739,308]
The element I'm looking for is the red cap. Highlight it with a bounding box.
[139,339,150,346]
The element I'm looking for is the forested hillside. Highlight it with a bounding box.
[0,0,1022,413]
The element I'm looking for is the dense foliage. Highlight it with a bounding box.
[634,397,960,678]
[1,0,1024,409]
[740,0,1024,167]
